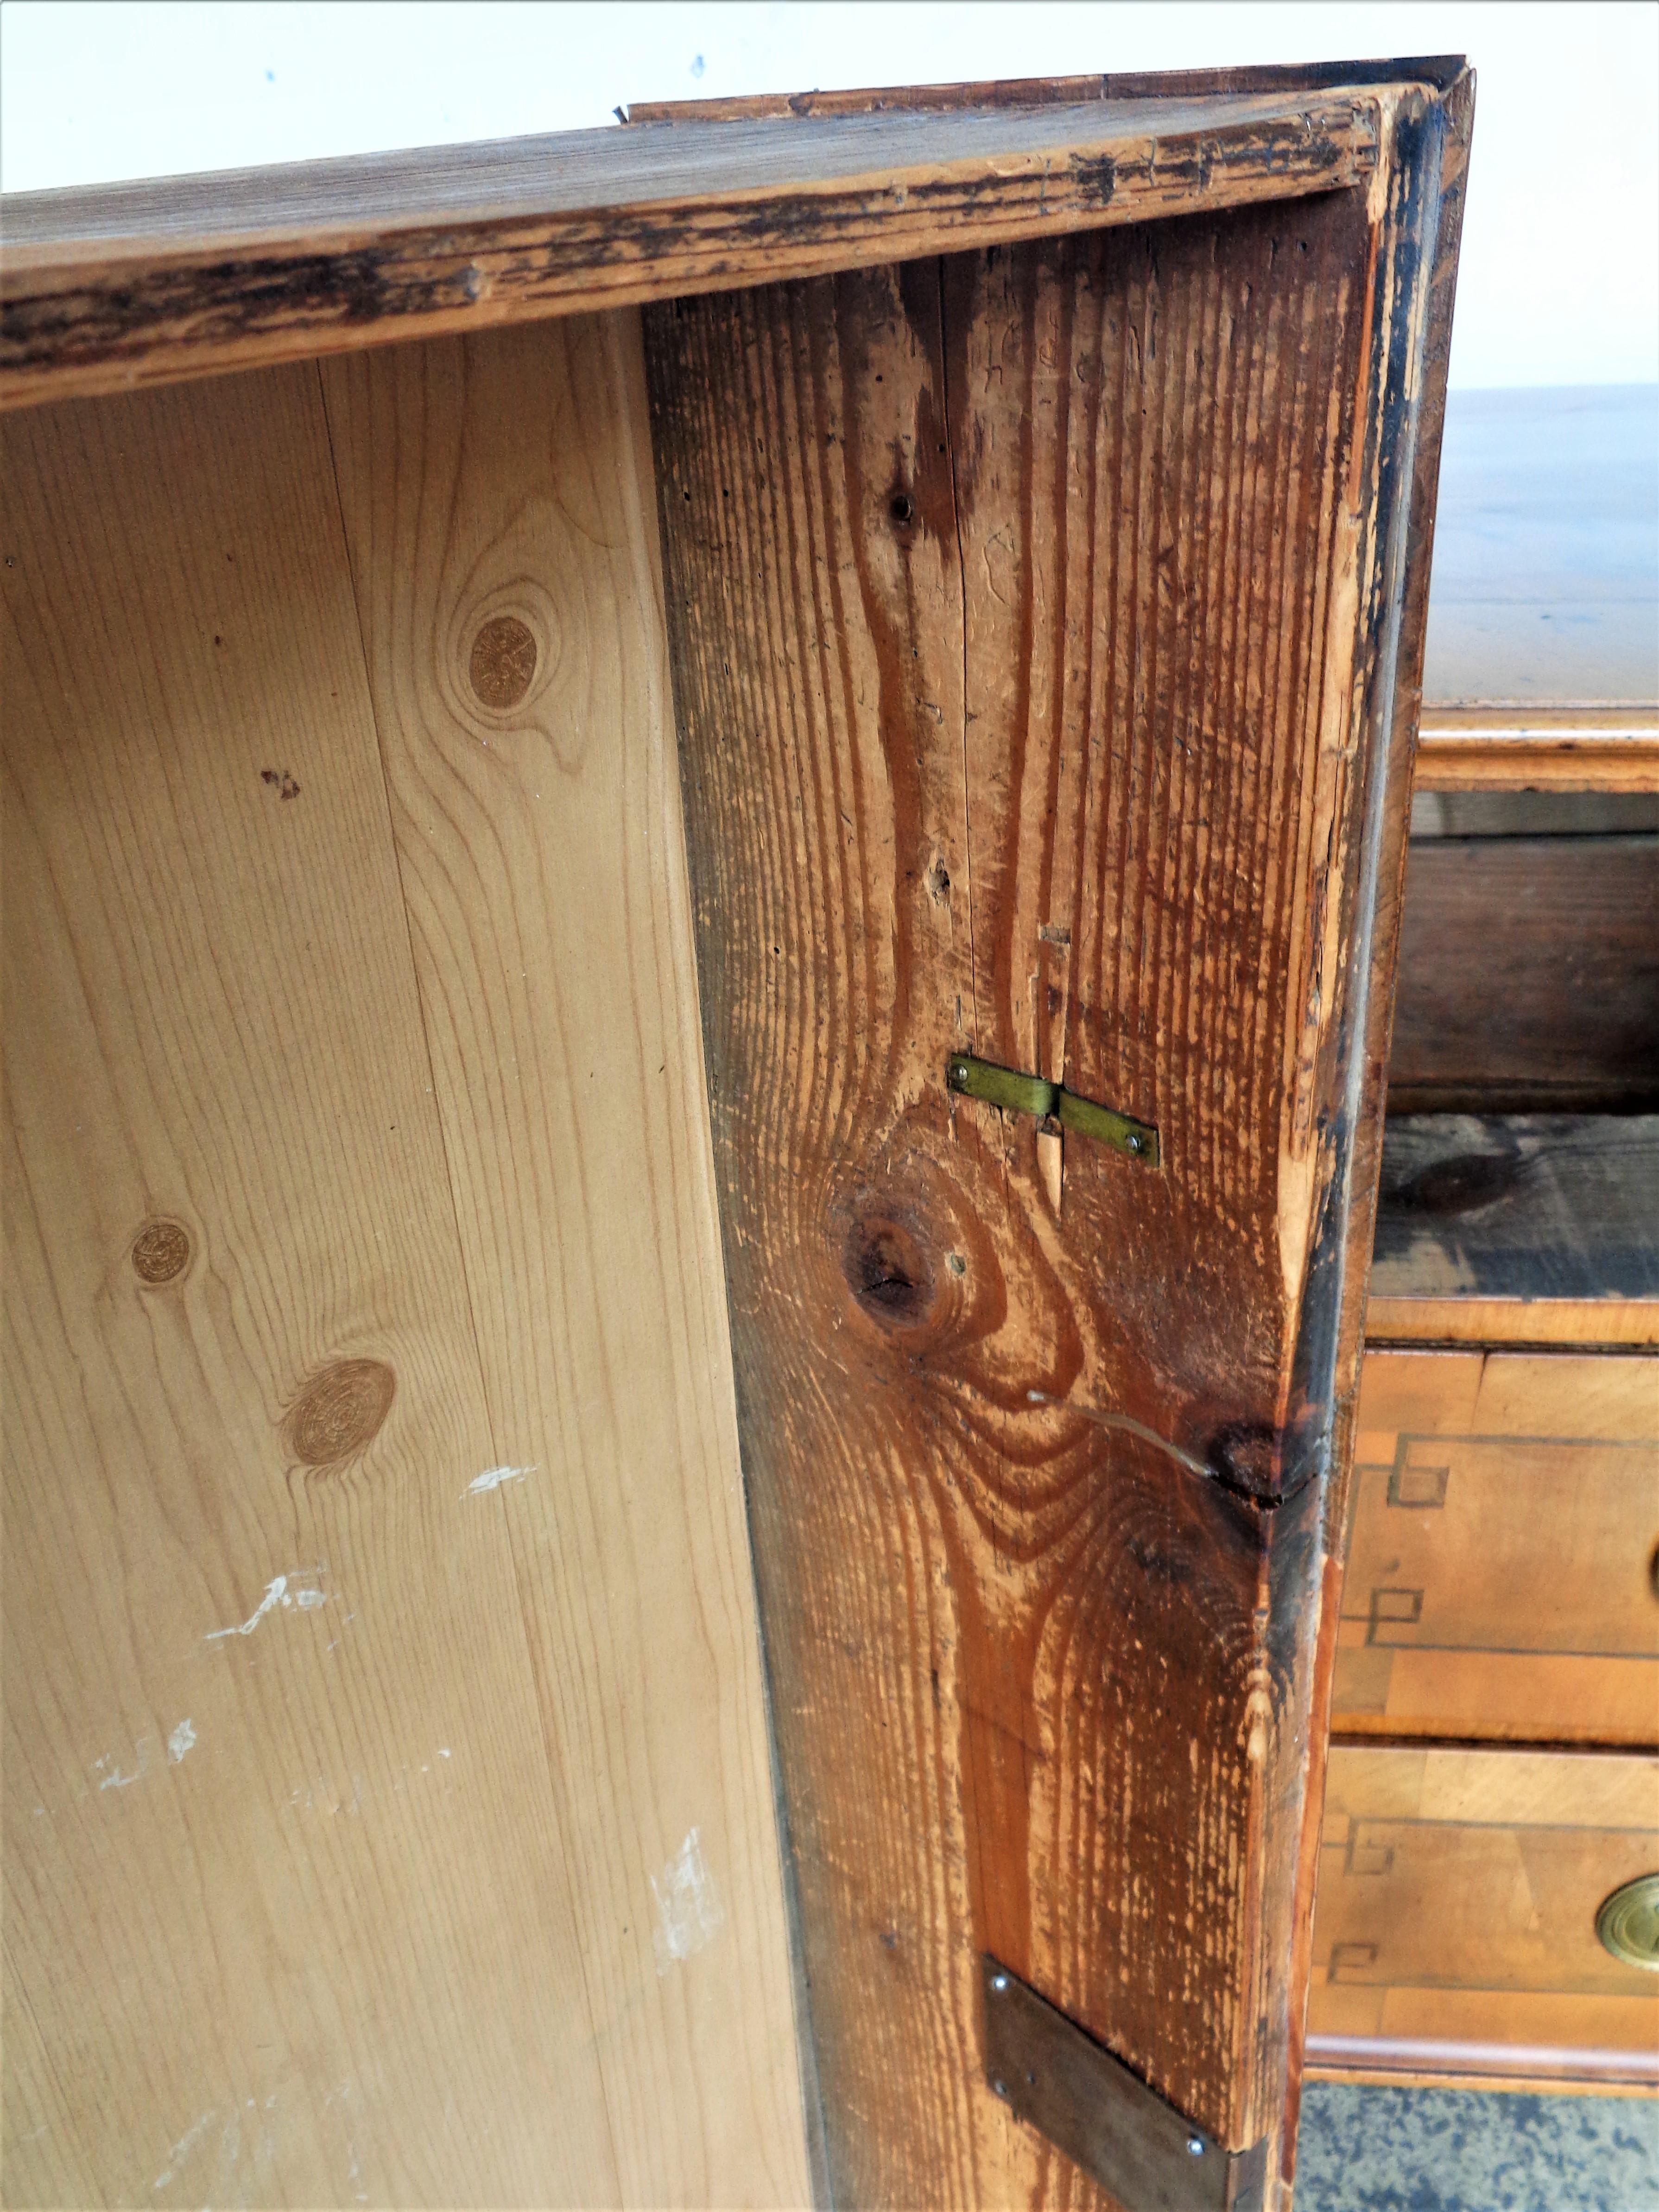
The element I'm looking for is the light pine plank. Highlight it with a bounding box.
[318,314,810,2212]
[2,344,808,2209]
[0,366,621,2205]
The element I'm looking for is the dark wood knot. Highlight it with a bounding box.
[1393,1150,1524,1218]
[286,1358,396,1465]
[469,614,538,710]
[844,1215,936,1328]
[131,1218,191,1286]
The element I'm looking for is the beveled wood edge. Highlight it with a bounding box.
[1278,64,1476,2187]
[1306,2035,1659,2097]
[1365,1298,1659,1348]
[0,72,1447,415]
[1416,709,1659,793]
[625,55,1468,124]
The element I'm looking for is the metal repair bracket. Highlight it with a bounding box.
[945,1054,1160,1166]
[981,1956,1268,2212]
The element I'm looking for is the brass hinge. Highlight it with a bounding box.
[945,1054,1159,1166]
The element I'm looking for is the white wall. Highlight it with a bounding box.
[1,1,1655,389]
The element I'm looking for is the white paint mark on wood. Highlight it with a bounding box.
[95,1741,151,1790]
[153,2108,213,2190]
[205,1571,326,1639]
[650,1825,724,1973]
[465,1463,536,1497]
[167,1718,196,1765]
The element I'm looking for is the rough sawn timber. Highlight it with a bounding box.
[644,67,1469,2211]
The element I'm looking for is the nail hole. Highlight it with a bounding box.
[889,492,915,526]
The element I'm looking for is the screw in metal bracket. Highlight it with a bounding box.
[1186,2137,1206,2157]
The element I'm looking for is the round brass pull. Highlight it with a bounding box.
[1596,1875,1659,1971]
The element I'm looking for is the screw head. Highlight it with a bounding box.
[1187,2137,1205,2157]
[1127,1133,1142,1154]
[991,2077,1008,2099]
[990,1972,1009,1992]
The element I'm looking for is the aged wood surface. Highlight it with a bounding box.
[1409,790,1659,836]
[1370,1114,1659,1305]
[1308,1747,1659,2077]
[1,345,807,2206]
[645,74,1457,2203]
[1367,1113,1659,1343]
[1276,67,1476,2187]
[627,56,1467,124]
[1414,708,1659,792]
[1366,1297,1659,1347]
[1387,836,1659,1113]
[1335,1350,1659,1744]
[0,87,1382,413]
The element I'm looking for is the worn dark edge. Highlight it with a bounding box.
[627,56,1467,122]
[0,105,1375,411]
[1275,65,1475,2206]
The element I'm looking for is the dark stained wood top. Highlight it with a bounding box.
[1421,385,1659,709]
[1373,1115,1659,1303]
[0,63,1468,412]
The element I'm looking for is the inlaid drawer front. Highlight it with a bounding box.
[1335,1350,1659,1742]
[1308,1748,1659,2080]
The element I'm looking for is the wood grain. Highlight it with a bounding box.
[317,311,811,2209]
[1415,709,1659,793]
[1366,1297,1659,1347]
[625,55,1467,124]
[1334,1350,1659,1744]
[643,79,1455,2203]
[1305,2036,1659,2095]
[0,87,1381,414]
[1,348,806,2204]
[1308,1746,1659,2071]
[1387,837,1659,1113]
[1369,1114,1659,1307]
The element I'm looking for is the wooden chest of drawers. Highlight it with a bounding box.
[1308,383,1659,2098]
[1337,1349,1657,1746]
[1310,1746,1659,2090]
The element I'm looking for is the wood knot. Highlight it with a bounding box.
[1207,1420,1282,1499]
[843,1215,936,1329]
[1393,1149,1522,1218]
[286,1358,396,1466]
[469,614,538,710]
[130,1218,191,1286]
